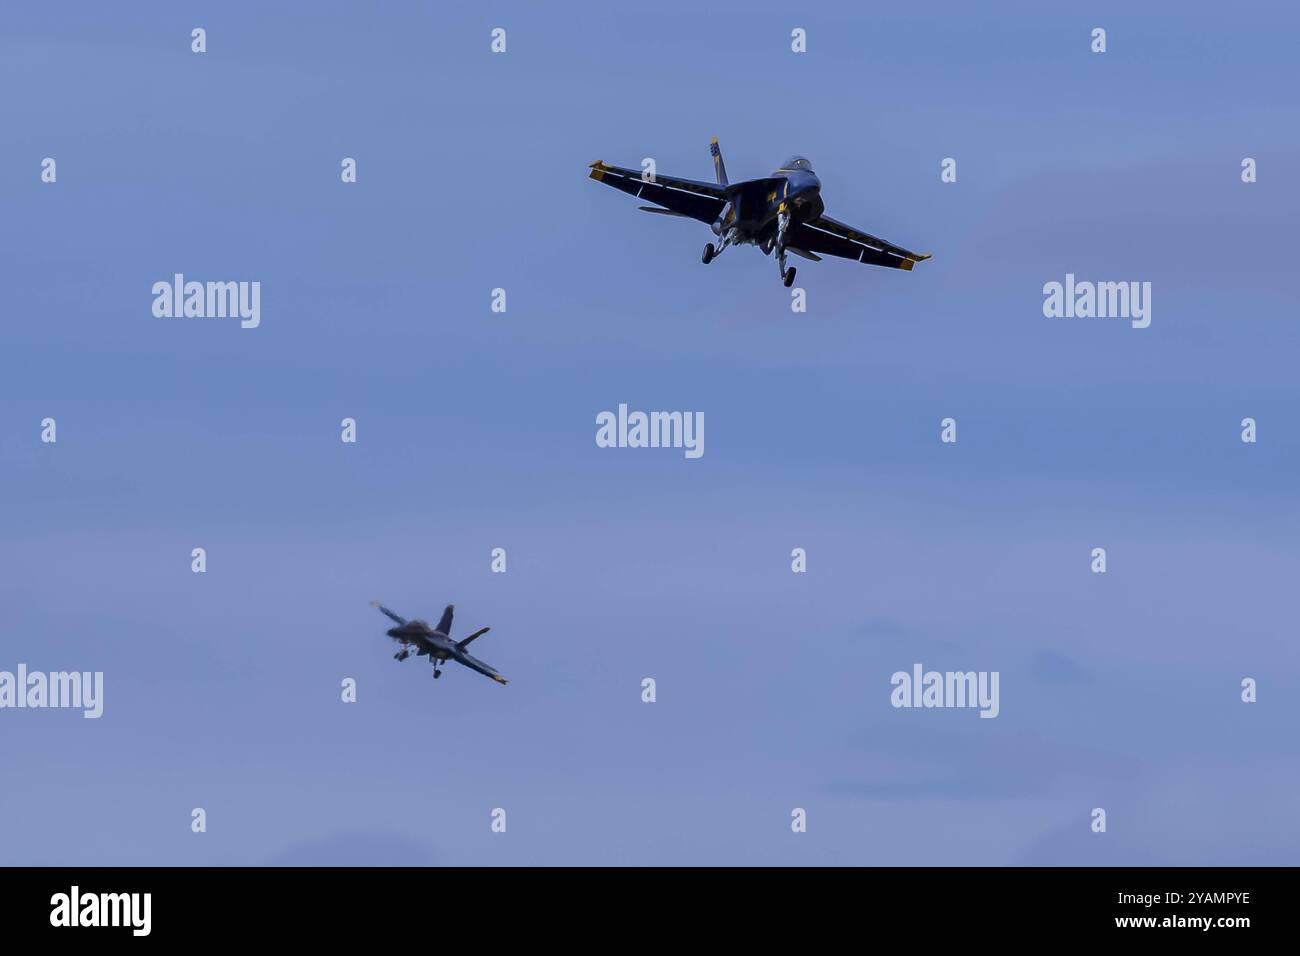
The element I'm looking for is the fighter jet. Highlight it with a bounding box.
[370,601,507,684]
[588,139,930,286]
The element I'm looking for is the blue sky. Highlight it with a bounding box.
[2,0,1298,865]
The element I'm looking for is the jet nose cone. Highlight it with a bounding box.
[387,627,400,638]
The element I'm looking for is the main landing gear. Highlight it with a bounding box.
[703,229,736,266]
[703,221,796,285]
[394,647,411,661]
[775,209,796,287]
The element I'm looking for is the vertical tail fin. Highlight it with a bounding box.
[710,137,728,187]
[435,604,454,635]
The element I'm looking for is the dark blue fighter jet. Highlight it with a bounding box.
[370,601,507,684]
[588,139,930,286]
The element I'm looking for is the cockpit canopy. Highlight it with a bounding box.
[781,156,814,172]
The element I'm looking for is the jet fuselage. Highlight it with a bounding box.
[388,623,453,660]
[718,167,824,244]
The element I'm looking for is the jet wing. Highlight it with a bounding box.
[790,216,931,271]
[455,650,508,685]
[588,161,726,225]
[370,601,407,626]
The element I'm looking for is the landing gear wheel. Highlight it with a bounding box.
[433,669,441,679]
[783,267,797,288]
[702,243,715,264]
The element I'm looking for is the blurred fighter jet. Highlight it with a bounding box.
[370,601,507,684]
